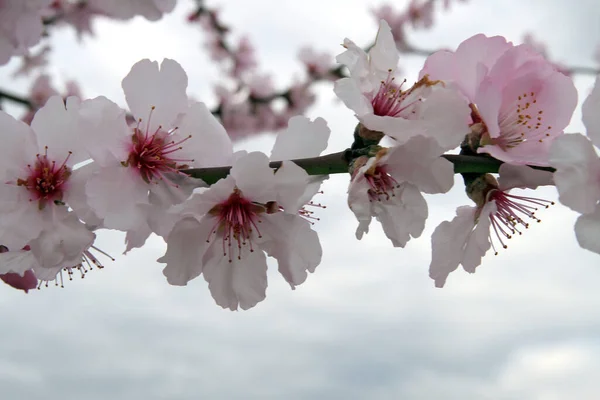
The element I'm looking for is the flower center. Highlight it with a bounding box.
[17,146,72,209]
[371,74,439,118]
[123,107,193,184]
[474,90,553,150]
[208,188,265,262]
[365,165,400,202]
[485,189,554,254]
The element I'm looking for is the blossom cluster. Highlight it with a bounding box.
[0,16,597,311]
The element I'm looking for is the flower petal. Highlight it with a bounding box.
[258,213,322,288]
[549,134,600,214]
[575,205,600,255]
[203,247,268,311]
[270,116,330,160]
[175,101,233,168]
[582,75,600,148]
[122,59,188,131]
[159,217,210,286]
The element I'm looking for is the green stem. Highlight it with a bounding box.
[182,151,554,185]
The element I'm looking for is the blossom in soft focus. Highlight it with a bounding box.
[159,152,322,311]
[0,0,52,65]
[334,20,470,151]
[12,45,50,77]
[51,0,176,38]
[298,47,333,79]
[421,34,577,166]
[429,166,554,287]
[85,0,176,21]
[76,59,233,247]
[348,136,454,247]
[550,76,600,254]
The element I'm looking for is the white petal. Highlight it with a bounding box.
[65,163,103,227]
[230,152,276,202]
[333,78,373,117]
[497,164,554,191]
[203,247,268,311]
[375,183,428,247]
[122,59,188,131]
[175,101,233,168]
[31,96,89,165]
[0,110,38,172]
[462,201,495,273]
[273,161,309,214]
[124,222,152,254]
[347,169,374,239]
[270,116,331,160]
[258,213,322,288]
[429,206,478,288]
[29,212,95,278]
[575,205,600,255]
[549,134,600,214]
[384,136,455,194]
[159,217,210,286]
[370,20,400,74]
[85,166,150,231]
[0,250,39,276]
[78,96,131,164]
[583,75,600,148]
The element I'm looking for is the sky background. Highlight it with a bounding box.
[1,0,600,399]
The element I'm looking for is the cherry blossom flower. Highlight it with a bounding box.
[159,152,322,311]
[550,76,600,254]
[76,59,233,246]
[348,136,454,247]
[0,96,98,279]
[420,34,577,166]
[0,0,52,65]
[0,221,111,288]
[334,20,470,151]
[429,166,554,287]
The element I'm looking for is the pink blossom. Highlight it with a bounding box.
[348,136,454,247]
[420,34,577,166]
[231,36,257,77]
[430,167,554,287]
[334,20,470,151]
[159,152,322,311]
[0,0,52,65]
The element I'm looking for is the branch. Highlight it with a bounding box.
[182,151,555,185]
[0,90,32,108]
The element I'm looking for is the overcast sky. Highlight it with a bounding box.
[1,1,600,399]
